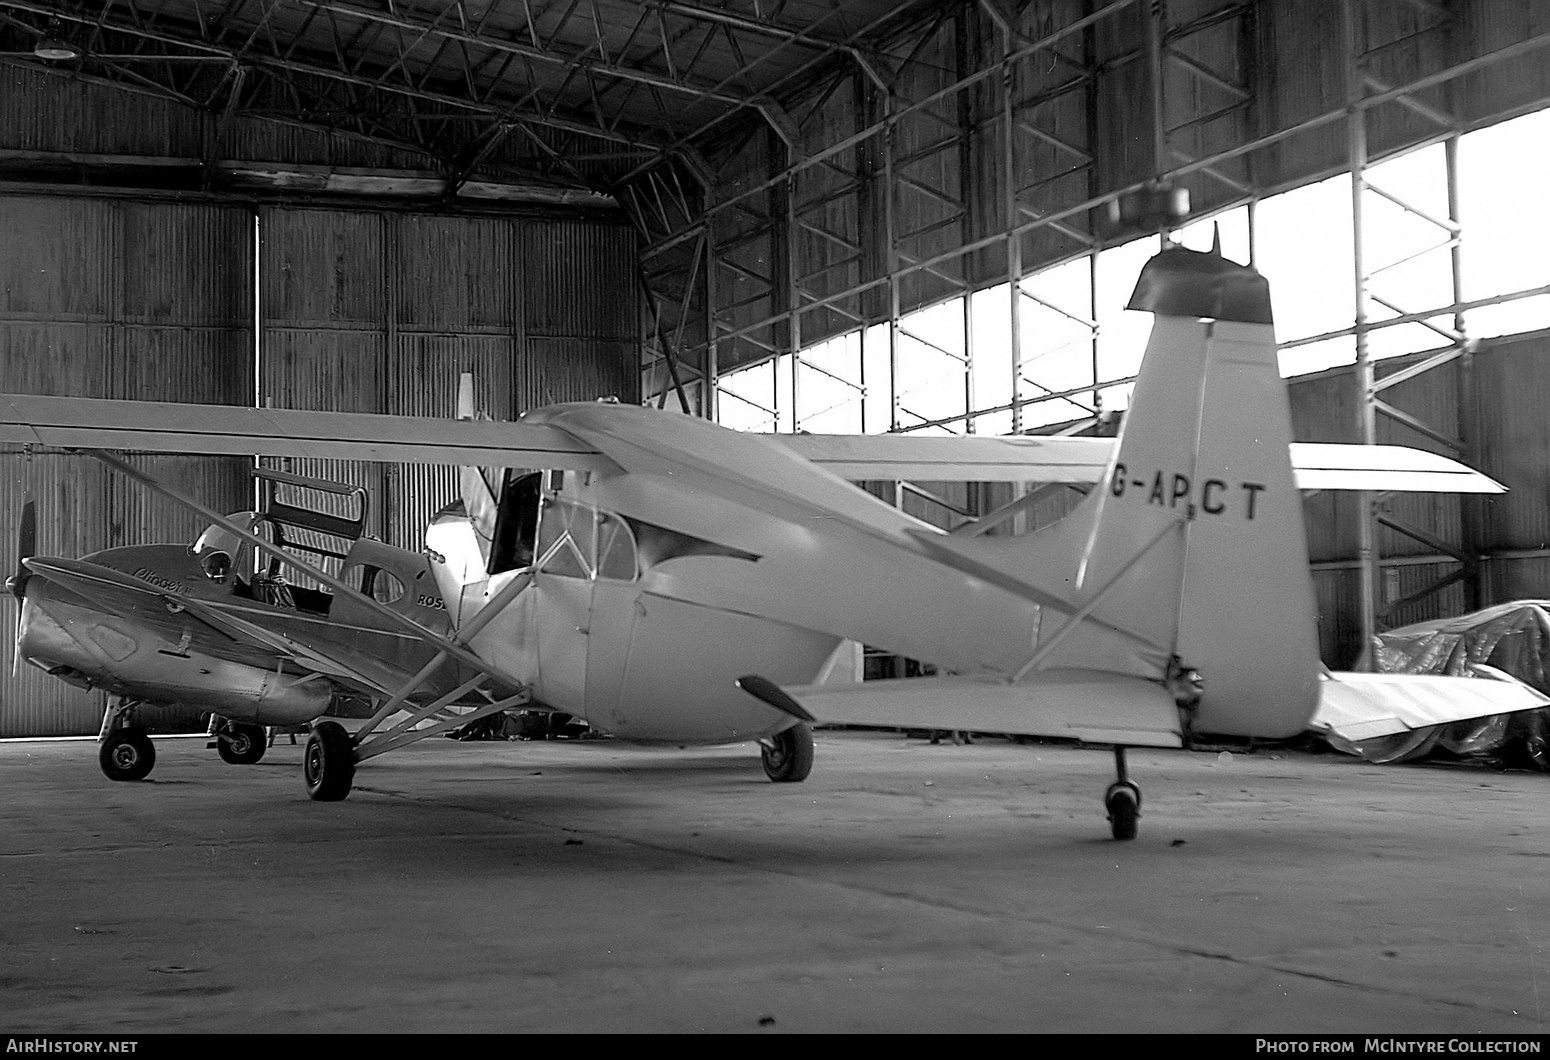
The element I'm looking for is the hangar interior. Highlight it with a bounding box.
[1,0,1548,736]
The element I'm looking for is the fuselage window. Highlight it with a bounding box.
[369,569,405,604]
[536,498,594,579]
[595,513,637,581]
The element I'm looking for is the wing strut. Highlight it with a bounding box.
[84,448,533,700]
[1009,518,1184,682]
[348,540,568,759]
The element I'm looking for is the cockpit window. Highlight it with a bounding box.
[201,550,231,581]
[192,513,261,568]
[489,471,542,575]
[370,569,405,604]
[595,513,637,581]
[536,498,593,579]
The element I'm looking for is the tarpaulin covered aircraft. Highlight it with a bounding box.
[4,242,1544,839]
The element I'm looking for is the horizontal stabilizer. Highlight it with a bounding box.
[776,434,1502,494]
[741,670,1184,748]
[0,393,613,471]
[1311,671,1550,743]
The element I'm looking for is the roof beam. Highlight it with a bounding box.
[0,0,670,150]
[302,0,759,109]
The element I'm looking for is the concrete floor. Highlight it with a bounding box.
[0,728,1545,1034]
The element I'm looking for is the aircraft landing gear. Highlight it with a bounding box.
[303,720,355,801]
[99,729,156,782]
[97,696,156,781]
[214,720,267,765]
[760,722,814,783]
[1104,746,1141,841]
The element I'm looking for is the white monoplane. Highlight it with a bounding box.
[5,242,1540,839]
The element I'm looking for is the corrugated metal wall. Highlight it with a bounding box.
[2,196,637,737]
[260,207,639,557]
[1291,328,1550,666]
[1,194,254,736]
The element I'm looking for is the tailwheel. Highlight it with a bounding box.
[303,720,355,801]
[1104,781,1141,841]
[760,722,814,783]
[1104,746,1141,841]
[216,721,267,765]
[99,730,156,782]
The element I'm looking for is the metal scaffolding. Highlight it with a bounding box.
[645,0,1550,663]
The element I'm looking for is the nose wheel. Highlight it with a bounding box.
[1104,746,1141,841]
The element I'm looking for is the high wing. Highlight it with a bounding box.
[0,392,1498,494]
[740,670,1186,748]
[0,393,614,471]
[776,434,1505,493]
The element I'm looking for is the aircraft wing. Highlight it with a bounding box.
[0,392,1499,493]
[24,557,419,698]
[740,669,1185,748]
[22,557,243,647]
[169,595,418,699]
[0,393,614,471]
[1310,670,1550,743]
[776,434,1504,493]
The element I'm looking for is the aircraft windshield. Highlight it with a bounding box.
[534,498,638,582]
[192,513,265,581]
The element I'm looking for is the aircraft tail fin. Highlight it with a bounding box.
[919,246,1320,739]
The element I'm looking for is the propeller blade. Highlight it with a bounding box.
[8,499,35,600]
[10,499,35,675]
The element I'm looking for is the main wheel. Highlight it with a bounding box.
[761,723,814,783]
[217,722,267,765]
[1104,781,1141,841]
[303,721,356,801]
[99,730,156,782]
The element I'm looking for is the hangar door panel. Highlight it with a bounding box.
[259,209,636,563]
[0,195,254,736]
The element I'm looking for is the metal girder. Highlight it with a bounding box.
[0,0,682,161]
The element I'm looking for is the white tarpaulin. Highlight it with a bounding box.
[1330,601,1550,768]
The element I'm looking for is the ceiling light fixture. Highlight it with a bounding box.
[33,37,79,60]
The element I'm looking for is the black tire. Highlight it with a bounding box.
[761,723,814,783]
[217,722,267,765]
[1104,781,1141,841]
[99,730,156,782]
[303,721,355,801]
[1520,734,1549,773]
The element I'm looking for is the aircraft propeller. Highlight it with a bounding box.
[7,499,35,601]
[8,498,36,677]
